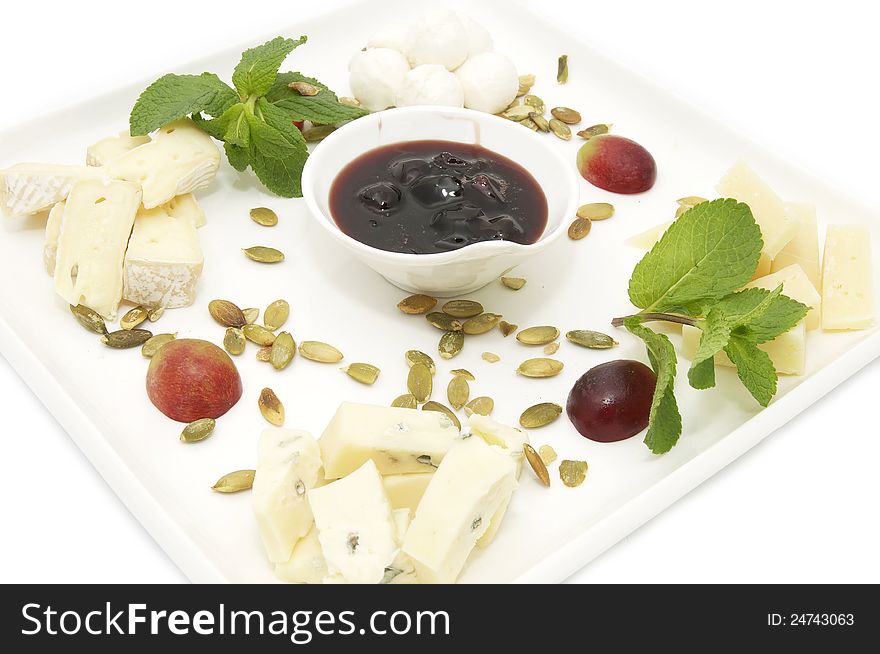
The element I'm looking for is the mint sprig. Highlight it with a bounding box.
[616,199,809,453]
[129,36,368,197]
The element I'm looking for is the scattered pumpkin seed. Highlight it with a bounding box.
[343,363,380,385]
[557,54,569,84]
[464,396,494,417]
[289,81,319,96]
[523,94,545,111]
[300,341,343,363]
[259,387,285,426]
[675,195,708,218]
[517,358,564,378]
[148,304,166,322]
[539,444,558,465]
[180,418,216,443]
[577,124,610,139]
[243,323,276,346]
[500,277,526,291]
[141,332,176,358]
[462,313,502,335]
[242,307,259,324]
[577,202,615,221]
[447,375,469,410]
[517,326,561,346]
[427,312,463,331]
[438,330,464,359]
[442,299,484,318]
[530,113,550,132]
[520,117,538,131]
[405,350,436,374]
[450,368,475,380]
[264,299,290,330]
[568,217,592,240]
[523,443,551,487]
[559,460,589,488]
[503,104,534,121]
[398,294,437,315]
[223,327,246,355]
[566,329,618,349]
[211,469,255,493]
[249,207,278,227]
[70,304,108,335]
[101,329,152,349]
[499,320,518,337]
[338,96,361,108]
[391,394,418,409]
[517,74,535,96]
[481,352,500,363]
[303,125,336,142]
[422,401,461,430]
[120,306,148,330]
[243,246,284,263]
[544,341,560,355]
[407,363,433,403]
[270,331,296,370]
[209,299,246,328]
[520,402,563,428]
[551,107,581,124]
[256,346,272,362]
[549,118,572,140]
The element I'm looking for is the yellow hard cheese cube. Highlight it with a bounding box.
[822,224,874,330]
[745,264,821,330]
[682,322,806,376]
[772,203,820,289]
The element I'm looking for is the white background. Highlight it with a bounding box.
[1,0,878,583]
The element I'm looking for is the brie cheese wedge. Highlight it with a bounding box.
[1,163,107,217]
[166,193,206,228]
[43,201,65,275]
[86,131,151,167]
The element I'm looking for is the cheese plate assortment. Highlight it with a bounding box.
[0,0,878,584]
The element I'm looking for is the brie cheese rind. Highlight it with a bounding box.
[252,429,323,564]
[123,201,204,309]
[86,131,151,167]
[43,201,65,275]
[308,460,398,584]
[53,179,141,320]
[0,163,107,217]
[402,436,517,584]
[106,118,220,209]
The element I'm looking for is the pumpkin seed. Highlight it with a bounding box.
[427,312,463,331]
[338,96,361,108]
[499,320,518,337]
[70,304,108,335]
[551,107,581,124]
[559,460,589,488]
[212,469,255,493]
[303,125,336,142]
[447,375,469,409]
[481,352,500,363]
[520,117,538,131]
[517,74,535,96]
[523,94,544,111]
[405,350,436,374]
[530,113,550,132]
[120,306,148,330]
[464,396,494,417]
[180,418,216,443]
[101,329,152,349]
[566,329,618,349]
[675,196,708,218]
[450,368,475,380]
[523,443,551,487]
[407,363,433,403]
[577,124,610,139]
[141,333,176,358]
[223,327,246,355]
[259,387,285,426]
[243,308,259,325]
[438,330,464,359]
[462,313,502,335]
[568,217,592,240]
[243,246,284,263]
[300,341,344,363]
[256,346,272,362]
[577,202,615,221]
[391,394,418,409]
[549,118,572,140]
[270,331,296,370]
[543,342,560,355]
[343,363,380,385]
[289,81,319,96]
[398,294,437,315]
[517,326,560,346]
[422,401,461,430]
[557,54,569,84]
[539,444,558,465]
[249,207,278,227]
[264,299,290,330]
[517,358,564,378]
[243,323,276,346]
[148,304,166,322]
[503,104,534,121]
[209,299,246,328]
[442,299,484,319]
[520,402,563,428]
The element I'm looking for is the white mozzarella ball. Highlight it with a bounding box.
[455,52,519,114]
[404,10,469,71]
[366,21,412,54]
[457,14,493,57]
[395,65,465,108]
[349,48,411,112]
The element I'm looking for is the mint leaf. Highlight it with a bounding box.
[225,142,250,172]
[130,73,237,135]
[255,97,308,149]
[246,114,307,197]
[737,294,809,344]
[688,358,716,390]
[625,318,682,454]
[724,335,777,407]
[628,199,763,314]
[232,36,306,98]
[192,103,249,145]
[268,72,368,124]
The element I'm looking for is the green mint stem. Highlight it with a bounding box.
[611,312,698,328]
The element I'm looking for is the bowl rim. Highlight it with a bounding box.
[301,105,580,265]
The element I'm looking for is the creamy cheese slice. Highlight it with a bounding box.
[822,224,874,330]
[309,460,397,584]
[1,163,107,217]
[467,414,529,477]
[403,437,517,584]
[275,525,327,584]
[43,201,65,275]
[772,203,820,289]
[123,201,204,309]
[319,402,461,479]
[382,473,434,514]
[252,428,323,564]
[166,193,206,228]
[86,131,151,167]
[746,264,822,330]
[53,179,141,320]
[682,321,806,376]
[106,118,220,209]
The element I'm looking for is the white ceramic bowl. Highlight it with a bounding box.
[301,106,580,296]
